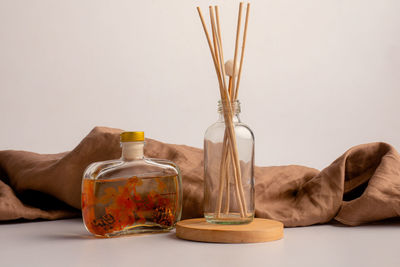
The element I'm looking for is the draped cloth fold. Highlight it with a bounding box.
[0,127,399,226]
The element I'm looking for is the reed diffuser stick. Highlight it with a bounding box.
[214,6,228,90]
[223,145,232,214]
[216,134,229,216]
[209,8,221,75]
[218,60,239,215]
[196,8,224,93]
[234,3,251,100]
[213,6,232,217]
[230,2,244,100]
[225,2,249,217]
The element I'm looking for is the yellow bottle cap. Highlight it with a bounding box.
[120,131,145,142]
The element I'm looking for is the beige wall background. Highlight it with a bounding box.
[0,0,399,169]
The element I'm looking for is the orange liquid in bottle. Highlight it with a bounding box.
[82,175,178,237]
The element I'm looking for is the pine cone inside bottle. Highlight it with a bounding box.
[153,206,174,226]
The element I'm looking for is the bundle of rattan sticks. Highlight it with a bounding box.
[197,2,250,218]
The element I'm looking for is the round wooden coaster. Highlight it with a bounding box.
[176,218,284,243]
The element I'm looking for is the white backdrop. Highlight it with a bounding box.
[0,0,399,169]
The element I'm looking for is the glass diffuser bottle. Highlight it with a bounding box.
[204,100,255,224]
[81,131,182,237]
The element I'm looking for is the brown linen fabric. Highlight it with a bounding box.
[0,126,399,226]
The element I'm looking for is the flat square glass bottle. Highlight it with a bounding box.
[81,131,182,237]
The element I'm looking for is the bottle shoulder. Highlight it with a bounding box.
[205,121,254,141]
[205,120,253,129]
[83,158,179,180]
[235,123,255,140]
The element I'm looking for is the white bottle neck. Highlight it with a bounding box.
[121,142,144,161]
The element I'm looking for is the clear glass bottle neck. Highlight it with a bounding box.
[218,99,241,123]
[121,142,144,161]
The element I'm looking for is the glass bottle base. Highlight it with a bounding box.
[204,213,254,225]
[92,223,174,238]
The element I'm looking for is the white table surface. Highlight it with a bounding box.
[1,218,399,267]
